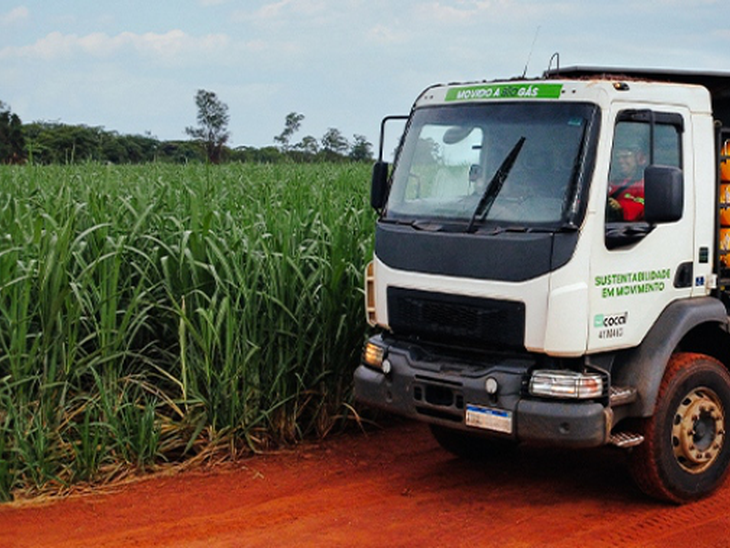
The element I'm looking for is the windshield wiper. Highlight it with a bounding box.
[466,136,526,233]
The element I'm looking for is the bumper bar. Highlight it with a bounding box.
[354,346,610,448]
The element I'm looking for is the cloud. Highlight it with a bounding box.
[0,30,231,63]
[410,0,580,27]
[0,6,29,25]
[410,0,513,24]
[234,0,337,24]
[366,24,410,45]
[256,0,327,19]
[643,0,721,5]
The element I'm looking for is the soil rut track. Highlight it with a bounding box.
[2,421,730,547]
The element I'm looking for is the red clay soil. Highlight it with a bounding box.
[2,420,730,548]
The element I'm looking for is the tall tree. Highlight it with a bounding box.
[349,134,373,162]
[185,90,230,164]
[274,112,304,151]
[295,135,319,155]
[0,101,25,164]
[321,128,349,157]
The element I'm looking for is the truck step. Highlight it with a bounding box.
[609,431,645,448]
[609,386,637,407]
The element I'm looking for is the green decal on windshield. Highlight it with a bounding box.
[445,83,563,101]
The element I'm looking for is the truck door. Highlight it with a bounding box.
[589,108,692,351]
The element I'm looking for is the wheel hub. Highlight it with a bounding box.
[672,387,726,474]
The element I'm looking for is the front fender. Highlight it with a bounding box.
[612,297,728,417]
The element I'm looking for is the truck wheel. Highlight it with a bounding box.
[429,424,514,460]
[628,352,730,503]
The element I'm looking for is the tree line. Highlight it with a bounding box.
[0,90,374,165]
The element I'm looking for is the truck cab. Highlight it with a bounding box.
[355,67,730,502]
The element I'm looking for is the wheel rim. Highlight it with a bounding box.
[672,387,726,474]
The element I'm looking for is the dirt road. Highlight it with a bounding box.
[2,420,730,548]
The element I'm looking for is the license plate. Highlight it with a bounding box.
[465,404,513,434]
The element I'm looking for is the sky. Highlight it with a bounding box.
[1,0,730,151]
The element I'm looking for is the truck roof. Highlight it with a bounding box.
[544,66,730,125]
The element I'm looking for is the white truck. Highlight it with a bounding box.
[354,66,730,503]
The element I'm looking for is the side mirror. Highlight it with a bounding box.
[371,161,389,210]
[644,165,683,224]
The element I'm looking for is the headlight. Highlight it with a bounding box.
[362,340,391,374]
[529,370,603,399]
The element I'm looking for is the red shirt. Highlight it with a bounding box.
[608,178,645,221]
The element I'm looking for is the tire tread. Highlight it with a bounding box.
[628,352,730,503]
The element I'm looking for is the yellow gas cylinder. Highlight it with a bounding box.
[721,180,730,205]
[721,206,730,226]
[722,141,730,182]
[722,229,730,267]
[722,229,730,249]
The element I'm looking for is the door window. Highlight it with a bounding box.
[605,111,683,247]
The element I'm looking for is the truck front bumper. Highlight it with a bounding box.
[354,341,610,448]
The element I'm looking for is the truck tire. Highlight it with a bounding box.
[628,352,730,503]
[429,424,515,460]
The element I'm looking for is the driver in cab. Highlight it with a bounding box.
[607,145,646,222]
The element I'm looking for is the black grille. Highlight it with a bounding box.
[387,287,525,349]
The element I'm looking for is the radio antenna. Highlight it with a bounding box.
[521,26,541,78]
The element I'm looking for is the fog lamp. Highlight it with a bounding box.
[363,341,386,371]
[529,370,603,399]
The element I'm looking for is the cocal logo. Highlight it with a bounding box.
[595,312,628,340]
[594,312,628,328]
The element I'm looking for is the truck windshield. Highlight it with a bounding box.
[384,102,598,229]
